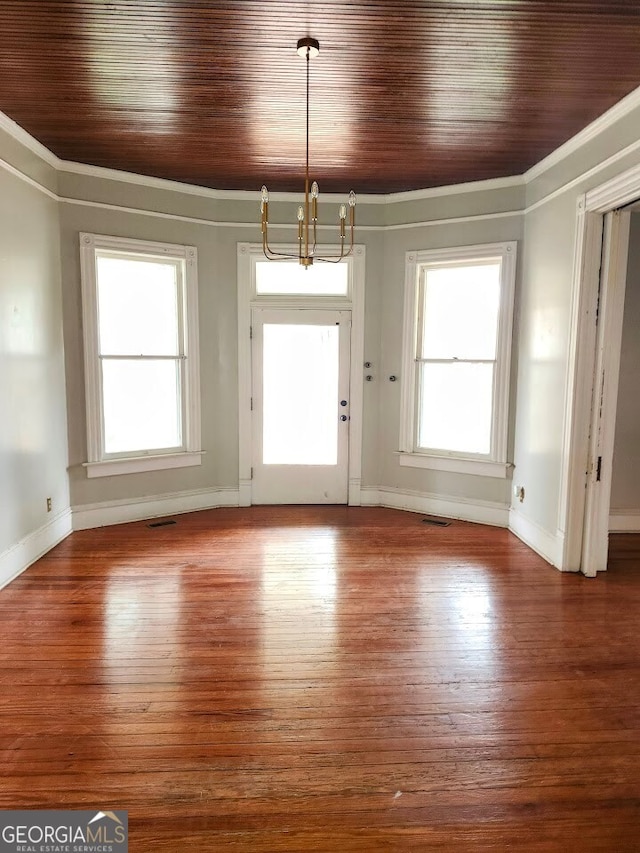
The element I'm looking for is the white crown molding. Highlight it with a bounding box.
[0,154,57,200]
[61,158,390,203]
[8,72,639,208]
[0,110,60,168]
[59,158,522,205]
[3,75,640,222]
[525,83,640,183]
[385,175,524,203]
[0,107,522,206]
[0,509,72,591]
[525,136,640,216]
[60,159,267,202]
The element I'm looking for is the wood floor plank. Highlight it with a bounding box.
[0,507,638,851]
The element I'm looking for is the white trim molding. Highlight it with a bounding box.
[509,509,565,569]
[237,242,365,507]
[84,451,204,478]
[3,75,640,225]
[0,110,59,168]
[525,83,640,183]
[361,487,509,527]
[72,487,239,531]
[0,510,73,591]
[609,511,640,533]
[556,199,603,571]
[559,161,640,574]
[79,232,202,477]
[580,210,630,576]
[0,154,58,200]
[61,160,522,206]
[397,452,513,478]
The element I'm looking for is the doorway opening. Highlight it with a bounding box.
[561,163,640,575]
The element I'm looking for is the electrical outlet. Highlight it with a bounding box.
[46,497,52,513]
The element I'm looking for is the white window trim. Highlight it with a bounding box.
[80,233,202,477]
[398,241,516,478]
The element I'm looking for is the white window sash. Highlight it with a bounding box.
[413,359,497,458]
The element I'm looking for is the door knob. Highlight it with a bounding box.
[340,400,348,406]
[340,414,349,422]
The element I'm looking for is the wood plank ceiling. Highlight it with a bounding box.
[2,1,640,193]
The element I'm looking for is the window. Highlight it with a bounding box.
[254,259,349,297]
[399,242,516,478]
[80,233,202,477]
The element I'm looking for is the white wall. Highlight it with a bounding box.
[58,177,389,514]
[0,126,70,586]
[610,211,640,522]
[378,202,523,515]
[57,170,524,520]
[5,81,640,574]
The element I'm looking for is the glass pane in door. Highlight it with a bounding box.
[263,324,339,465]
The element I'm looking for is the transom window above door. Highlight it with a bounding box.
[252,252,351,301]
[237,242,365,507]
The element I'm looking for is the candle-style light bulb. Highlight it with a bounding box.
[339,204,347,220]
[261,186,269,203]
[297,205,305,221]
[261,185,269,215]
[348,190,356,207]
[311,181,319,199]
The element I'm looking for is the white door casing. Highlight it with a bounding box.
[560,163,640,574]
[237,243,366,508]
[580,210,630,575]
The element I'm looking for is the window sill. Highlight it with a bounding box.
[84,451,204,479]
[396,452,512,479]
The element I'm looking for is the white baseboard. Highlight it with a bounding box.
[0,508,73,591]
[361,486,509,527]
[508,508,564,568]
[609,510,640,532]
[72,487,240,530]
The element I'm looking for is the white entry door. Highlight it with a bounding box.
[251,308,351,504]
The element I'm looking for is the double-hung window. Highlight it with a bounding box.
[80,233,202,477]
[399,242,516,477]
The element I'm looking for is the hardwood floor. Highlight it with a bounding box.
[1,507,638,851]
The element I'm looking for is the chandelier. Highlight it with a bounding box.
[260,37,356,267]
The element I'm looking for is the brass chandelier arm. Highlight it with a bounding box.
[261,203,300,260]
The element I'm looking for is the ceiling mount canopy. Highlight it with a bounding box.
[260,37,356,268]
